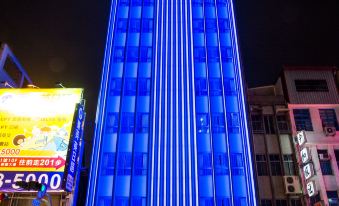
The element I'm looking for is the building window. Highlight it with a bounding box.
[195,78,208,96]
[293,109,313,131]
[269,154,282,176]
[142,19,153,33]
[131,197,147,206]
[116,18,128,33]
[327,191,339,206]
[283,154,295,175]
[334,150,339,170]
[144,0,154,6]
[101,152,115,176]
[121,112,135,133]
[255,154,268,176]
[310,193,321,205]
[110,78,122,96]
[251,114,264,133]
[295,79,329,92]
[277,115,290,133]
[134,153,148,175]
[131,0,142,6]
[318,150,332,175]
[106,112,119,133]
[217,0,228,6]
[124,78,137,96]
[129,19,141,32]
[194,47,206,62]
[209,78,222,96]
[211,113,225,133]
[216,197,231,206]
[261,199,272,206]
[136,113,149,133]
[214,153,229,175]
[99,196,112,206]
[319,109,339,130]
[197,113,210,133]
[290,199,302,206]
[138,78,151,96]
[199,198,214,206]
[276,199,287,206]
[117,152,132,175]
[223,78,236,95]
[113,47,125,62]
[263,115,276,134]
[220,46,232,62]
[198,153,212,175]
[140,47,152,62]
[218,18,230,32]
[192,0,203,7]
[119,0,129,6]
[231,153,244,175]
[227,112,240,134]
[205,19,217,33]
[126,47,139,62]
[193,19,204,33]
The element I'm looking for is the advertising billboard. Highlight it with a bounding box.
[0,88,83,192]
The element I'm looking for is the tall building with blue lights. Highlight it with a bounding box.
[87,0,257,205]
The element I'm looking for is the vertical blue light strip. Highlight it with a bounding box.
[86,0,257,205]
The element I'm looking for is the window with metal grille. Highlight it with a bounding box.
[198,153,212,175]
[121,112,135,133]
[106,112,119,133]
[269,154,282,176]
[290,199,302,206]
[136,113,149,133]
[276,199,287,206]
[295,79,328,92]
[264,115,276,134]
[209,78,222,96]
[319,109,339,130]
[110,78,122,96]
[255,154,268,176]
[251,114,264,133]
[214,153,229,175]
[318,150,332,175]
[283,154,295,175]
[231,153,244,175]
[293,109,313,131]
[134,153,148,175]
[101,152,115,176]
[261,199,272,206]
[277,115,290,133]
[197,113,210,133]
[117,152,132,175]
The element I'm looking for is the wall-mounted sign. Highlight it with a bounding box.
[0,89,83,192]
[306,181,316,197]
[296,131,307,146]
[303,163,314,180]
[300,147,311,164]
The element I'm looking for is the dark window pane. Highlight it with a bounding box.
[319,109,339,130]
[136,113,149,133]
[195,78,208,96]
[293,109,313,131]
[117,152,132,175]
[197,113,210,133]
[121,112,135,133]
[277,115,290,133]
[102,152,115,176]
[194,47,206,62]
[269,154,282,176]
[110,78,122,96]
[106,112,119,133]
[220,46,232,62]
[134,153,148,175]
[209,78,222,96]
[261,199,272,206]
[251,114,264,133]
[113,47,125,62]
[140,47,152,62]
[193,19,204,32]
[231,153,244,175]
[264,115,275,134]
[205,19,217,32]
[218,18,230,32]
[211,113,225,133]
[198,153,212,175]
[256,154,268,176]
[283,155,295,175]
[142,19,153,32]
[295,79,328,92]
[207,47,220,62]
[129,19,141,32]
[124,78,137,95]
[138,78,151,95]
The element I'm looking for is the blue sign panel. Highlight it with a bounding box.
[63,104,85,192]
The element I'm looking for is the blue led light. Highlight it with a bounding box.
[86,0,257,205]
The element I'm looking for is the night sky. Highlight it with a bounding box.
[1,0,339,121]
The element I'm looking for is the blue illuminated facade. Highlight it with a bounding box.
[87,0,257,205]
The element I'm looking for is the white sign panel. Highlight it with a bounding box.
[297,131,307,146]
[300,147,311,163]
[306,181,316,197]
[303,163,314,180]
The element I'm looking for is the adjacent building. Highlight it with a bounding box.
[249,66,339,206]
[0,43,32,88]
[87,0,257,205]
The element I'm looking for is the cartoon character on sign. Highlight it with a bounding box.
[12,125,69,153]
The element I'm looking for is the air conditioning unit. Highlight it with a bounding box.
[319,153,331,160]
[283,176,302,194]
[324,126,336,136]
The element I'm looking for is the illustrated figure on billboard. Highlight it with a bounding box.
[12,124,69,154]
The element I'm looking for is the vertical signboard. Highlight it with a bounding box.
[0,89,83,191]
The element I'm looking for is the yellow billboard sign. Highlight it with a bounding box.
[0,88,83,172]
